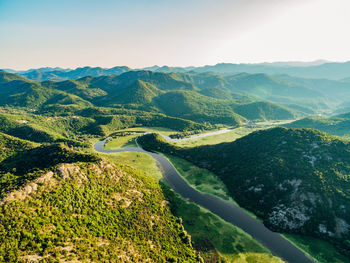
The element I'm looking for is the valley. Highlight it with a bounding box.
[94,124,350,263]
[94,136,312,263]
[1,65,350,262]
[3,1,350,262]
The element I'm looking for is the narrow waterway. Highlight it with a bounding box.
[160,128,232,142]
[94,138,315,263]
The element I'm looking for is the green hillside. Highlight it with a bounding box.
[189,61,350,80]
[138,128,350,258]
[42,79,107,100]
[233,101,298,121]
[1,71,303,128]
[287,113,350,137]
[0,72,92,109]
[0,141,200,262]
[102,80,162,105]
[0,71,31,83]
[0,132,36,162]
[199,87,234,99]
[19,66,131,81]
[154,90,246,125]
[167,71,332,113]
[88,70,197,95]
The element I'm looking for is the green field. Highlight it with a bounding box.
[102,152,163,180]
[103,121,295,150]
[104,127,177,149]
[166,153,350,263]
[172,120,294,147]
[164,186,284,263]
[166,148,350,263]
[283,234,350,263]
[104,150,284,262]
[165,154,235,202]
[115,126,175,136]
[104,135,138,149]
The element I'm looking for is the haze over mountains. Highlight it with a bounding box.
[4,60,350,81]
[3,60,350,118]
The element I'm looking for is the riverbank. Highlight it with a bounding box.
[93,139,315,263]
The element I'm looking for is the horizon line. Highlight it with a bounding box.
[3,59,350,71]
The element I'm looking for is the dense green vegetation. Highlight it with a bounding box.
[3,64,350,262]
[0,138,201,262]
[165,155,234,202]
[0,132,37,162]
[13,60,350,85]
[162,185,284,263]
[7,63,350,115]
[180,61,350,80]
[102,152,163,180]
[0,141,99,199]
[15,66,131,81]
[287,112,350,138]
[171,121,293,147]
[284,234,350,263]
[102,151,287,262]
[138,128,350,258]
[0,131,285,263]
[0,70,302,131]
[0,108,206,148]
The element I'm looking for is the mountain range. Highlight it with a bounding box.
[2,60,350,262]
[4,60,350,81]
[0,71,309,128]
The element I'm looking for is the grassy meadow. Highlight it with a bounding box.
[283,234,350,263]
[172,120,294,147]
[102,152,163,180]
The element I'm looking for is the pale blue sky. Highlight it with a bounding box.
[1,0,350,69]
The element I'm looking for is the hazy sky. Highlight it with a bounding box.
[1,0,350,69]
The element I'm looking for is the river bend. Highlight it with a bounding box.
[94,138,315,263]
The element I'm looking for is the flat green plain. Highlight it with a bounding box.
[172,120,294,147]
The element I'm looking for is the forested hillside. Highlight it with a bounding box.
[0,71,303,131]
[0,136,201,262]
[138,128,350,257]
[287,113,350,137]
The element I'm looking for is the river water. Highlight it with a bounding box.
[94,138,315,263]
[159,128,232,142]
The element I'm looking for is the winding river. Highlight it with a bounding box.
[94,137,315,263]
[159,128,232,142]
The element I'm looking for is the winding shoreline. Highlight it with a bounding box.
[94,138,315,263]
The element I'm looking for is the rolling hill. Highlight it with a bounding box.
[187,61,350,80]
[0,138,201,262]
[0,72,93,109]
[0,132,36,162]
[287,112,350,137]
[0,71,303,128]
[11,66,131,81]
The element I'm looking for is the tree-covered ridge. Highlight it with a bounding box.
[0,108,207,149]
[138,128,350,257]
[0,142,99,199]
[233,101,296,120]
[6,63,350,114]
[287,112,350,137]
[0,70,303,129]
[0,71,93,109]
[0,158,200,262]
[13,66,131,81]
[6,61,350,81]
[0,132,36,162]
